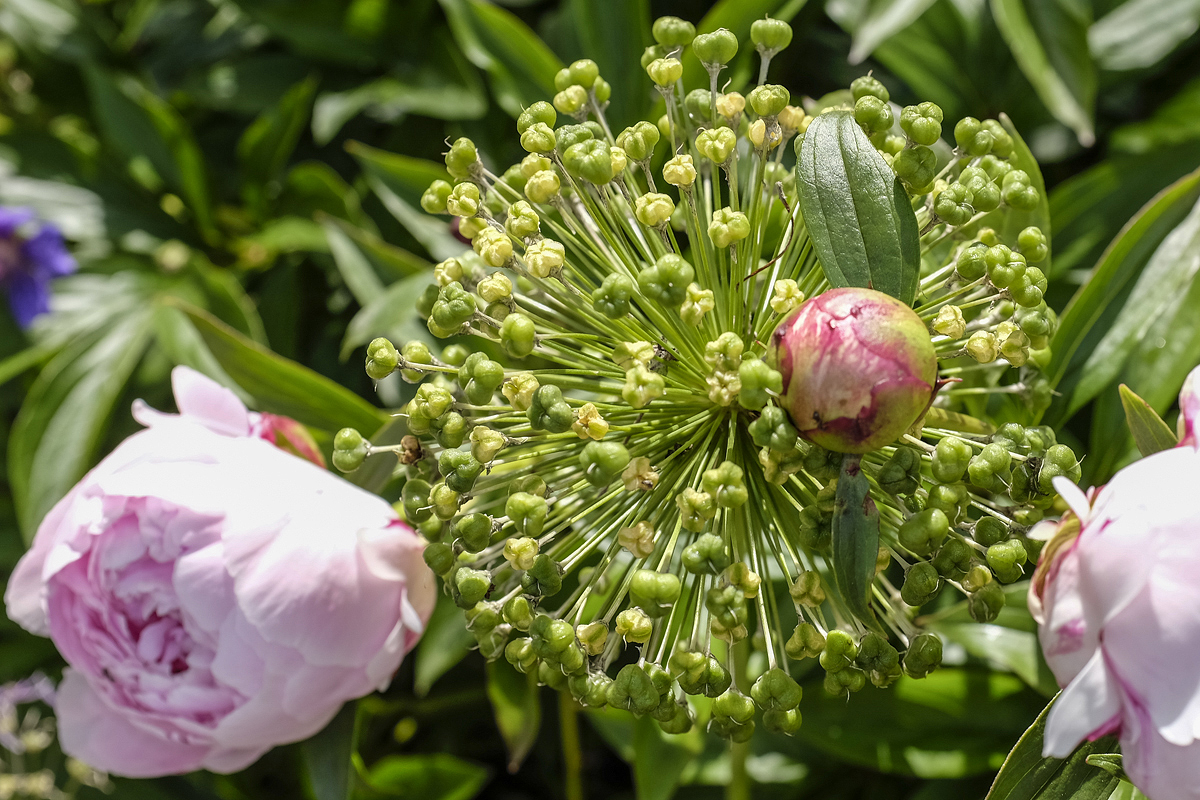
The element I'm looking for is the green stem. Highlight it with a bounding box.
[728,638,752,800]
[560,693,585,800]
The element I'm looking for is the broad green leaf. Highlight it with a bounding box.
[567,0,651,129]
[632,712,703,800]
[9,311,155,540]
[323,220,387,306]
[414,595,476,697]
[796,110,921,304]
[177,303,388,434]
[323,215,429,282]
[844,0,939,64]
[985,698,1119,800]
[439,0,562,117]
[680,0,809,92]
[341,273,433,360]
[312,30,486,144]
[361,754,488,800]
[238,75,318,211]
[485,660,541,773]
[798,668,1045,778]
[150,305,249,404]
[1119,384,1178,457]
[831,454,880,625]
[1046,166,1200,425]
[1089,0,1200,72]
[1108,781,1151,800]
[0,342,56,389]
[302,702,359,800]
[990,0,1096,146]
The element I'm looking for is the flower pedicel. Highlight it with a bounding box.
[337,16,1076,738]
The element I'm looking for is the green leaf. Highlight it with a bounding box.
[0,342,57,389]
[990,0,1096,146]
[796,109,921,305]
[1119,384,1178,457]
[312,30,486,145]
[360,754,488,800]
[1046,166,1200,425]
[238,75,318,208]
[567,0,651,129]
[631,713,702,800]
[485,660,541,773]
[1111,78,1200,156]
[798,668,1046,778]
[439,0,562,117]
[1084,753,1126,781]
[324,220,387,306]
[302,702,359,800]
[985,697,1119,800]
[414,595,476,697]
[845,0,939,64]
[1089,0,1200,72]
[342,272,434,360]
[326,217,430,281]
[9,311,155,540]
[176,302,388,434]
[831,454,880,625]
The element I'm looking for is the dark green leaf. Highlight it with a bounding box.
[347,417,410,495]
[176,302,388,434]
[361,753,488,800]
[439,0,562,117]
[342,273,434,360]
[238,75,318,206]
[0,343,57,389]
[1089,0,1200,72]
[567,0,651,129]
[1119,384,1178,457]
[799,669,1045,778]
[632,713,702,800]
[1046,166,1200,425]
[796,110,921,304]
[845,0,939,64]
[9,311,155,540]
[414,595,476,697]
[485,660,541,773]
[990,0,1096,145]
[302,702,359,800]
[831,454,880,624]
[985,697,1119,800]
[325,217,430,281]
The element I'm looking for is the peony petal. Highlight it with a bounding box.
[171,367,251,438]
[1043,649,1121,758]
[56,670,210,778]
[1180,364,1200,450]
[1051,477,1091,522]
[174,541,237,637]
[1121,703,1200,800]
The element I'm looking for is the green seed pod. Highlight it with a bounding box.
[615,607,654,644]
[751,667,803,711]
[421,179,453,214]
[854,95,893,133]
[676,488,717,532]
[982,119,1014,157]
[522,554,563,596]
[695,126,737,164]
[932,436,972,483]
[701,461,748,508]
[900,101,943,145]
[580,441,632,487]
[856,633,902,688]
[973,516,1009,547]
[506,492,548,538]
[785,622,826,660]
[954,117,993,156]
[457,352,504,405]
[616,121,660,162]
[653,15,696,47]
[903,633,943,679]
[434,411,468,449]
[646,56,683,87]
[1039,444,1082,493]
[527,384,574,433]
[454,568,492,608]
[503,595,534,631]
[517,101,556,135]
[968,580,1006,622]
[423,541,455,576]
[693,28,738,67]
[608,664,661,713]
[751,17,793,53]
[332,427,369,473]
[900,561,941,606]
[898,508,951,556]
[445,137,478,180]
[438,449,484,493]
[986,539,1028,584]
[934,183,974,226]
[932,536,973,582]
[563,138,614,185]
[591,273,635,319]
[634,192,675,227]
[622,364,665,409]
[501,313,537,358]
[1018,226,1049,263]
[749,84,790,117]
[638,254,694,305]
[682,532,729,574]
[708,207,751,249]
[893,145,936,188]
[850,75,890,103]
[629,569,683,618]
[569,672,613,708]
[748,404,798,452]
[819,629,860,672]
[956,244,988,281]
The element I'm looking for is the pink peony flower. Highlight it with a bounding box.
[1029,365,1200,800]
[4,367,435,777]
[769,287,938,453]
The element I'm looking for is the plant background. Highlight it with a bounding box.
[1,0,1198,798]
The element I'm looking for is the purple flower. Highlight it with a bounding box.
[0,207,77,329]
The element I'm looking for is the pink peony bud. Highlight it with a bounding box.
[1029,369,1200,800]
[769,287,938,453]
[4,367,435,777]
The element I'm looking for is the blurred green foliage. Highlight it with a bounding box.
[1,0,1199,798]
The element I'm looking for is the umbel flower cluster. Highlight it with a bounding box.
[335,16,1077,739]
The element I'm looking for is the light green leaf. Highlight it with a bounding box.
[990,0,1095,146]
[439,0,562,117]
[9,311,155,540]
[796,109,921,304]
[1046,166,1200,424]
[926,622,1057,698]
[341,272,433,360]
[323,220,387,307]
[845,0,939,64]
[0,343,57,389]
[414,595,476,697]
[985,697,1119,800]
[1089,0,1200,72]
[302,702,359,800]
[830,454,881,625]
[322,215,429,281]
[176,302,388,434]
[1119,384,1178,457]
[361,754,488,800]
[485,660,541,773]
[798,668,1046,778]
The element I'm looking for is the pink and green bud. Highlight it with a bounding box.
[769,287,938,454]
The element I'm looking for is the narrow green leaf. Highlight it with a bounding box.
[302,702,358,800]
[631,713,701,800]
[846,0,939,64]
[439,0,562,117]
[341,273,433,361]
[1084,753,1127,781]
[831,454,879,624]
[238,75,318,193]
[361,753,488,800]
[1089,0,1200,72]
[322,220,386,307]
[1119,384,1178,457]
[1046,166,1200,424]
[567,0,651,129]
[985,697,1119,800]
[797,110,921,304]
[414,595,476,697]
[322,215,429,281]
[990,0,1095,146]
[0,343,56,389]
[175,302,388,434]
[485,660,541,773]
